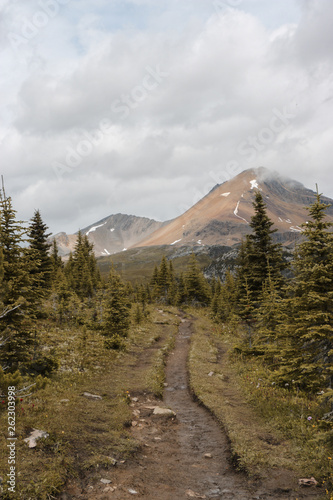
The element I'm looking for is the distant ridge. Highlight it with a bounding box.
[52,167,333,256]
[52,214,167,257]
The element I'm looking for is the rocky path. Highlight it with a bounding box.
[61,316,320,500]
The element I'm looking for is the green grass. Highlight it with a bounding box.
[0,306,178,499]
[188,310,333,497]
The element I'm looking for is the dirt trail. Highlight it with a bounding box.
[61,317,321,500]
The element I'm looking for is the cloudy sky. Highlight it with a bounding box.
[1,0,333,234]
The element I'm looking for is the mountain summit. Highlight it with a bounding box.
[133,167,333,248]
[53,167,333,256]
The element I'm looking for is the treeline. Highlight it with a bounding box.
[211,190,333,398]
[1,182,332,402]
[0,186,132,375]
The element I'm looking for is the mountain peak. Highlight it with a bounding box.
[134,167,333,249]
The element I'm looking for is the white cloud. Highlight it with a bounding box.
[1,0,333,234]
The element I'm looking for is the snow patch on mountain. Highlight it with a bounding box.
[221,192,231,197]
[170,239,182,245]
[86,222,106,235]
[250,179,259,189]
[233,201,249,224]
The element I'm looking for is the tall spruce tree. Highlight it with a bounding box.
[50,239,63,274]
[185,253,211,305]
[27,209,52,298]
[0,185,33,369]
[236,191,286,311]
[276,190,333,391]
[67,231,99,298]
[102,268,131,349]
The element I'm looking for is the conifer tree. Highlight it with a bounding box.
[185,253,211,305]
[154,256,170,302]
[150,265,159,288]
[67,231,99,298]
[256,265,284,362]
[0,186,33,368]
[236,192,286,311]
[102,268,131,349]
[50,239,63,273]
[27,209,53,298]
[217,271,237,323]
[175,272,187,305]
[276,191,333,391]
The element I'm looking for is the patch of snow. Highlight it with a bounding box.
[110,228,115,232]
[24,429,49,448]
[250,179,259,189]
[197,240,202,244]
[241,193,244,198]
[290,226,302,232]
[103,249,110,255]
[86,222,106,236]
[221,192,231,197]
[170,239,182,245]
[278,217,283,222]
[122,248,127,251]
[285,219,292,223]
[233,201,249,224]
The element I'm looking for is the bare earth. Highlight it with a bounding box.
[61,318,321,500]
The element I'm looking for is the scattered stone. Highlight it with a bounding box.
[103,486,116,492]
[204,453,212,459]
[153,406,176,417]
[154,437,162,441]
[24,429,49,448]
[186,490,206,498]
[208,371,214,377]
[82,392,102,400]
[299,477,318,487]
[100,478,112,484]
[221,489,233,494]
[163,383,168,387]
[128,488,138,495]
[132,421,138,427]
[60,399,70,403]
[131,397,139,402]
[133,409,140,417]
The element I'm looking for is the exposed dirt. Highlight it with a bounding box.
[60,317,322,500]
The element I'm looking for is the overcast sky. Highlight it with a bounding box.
[1,0,333,234]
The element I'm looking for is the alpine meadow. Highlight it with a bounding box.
[2,1,333,499]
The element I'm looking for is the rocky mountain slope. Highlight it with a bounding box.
[52,214,166,257]
[133,167,333,249]
[52,167,333,257]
